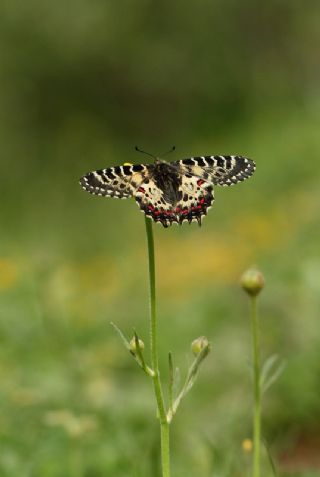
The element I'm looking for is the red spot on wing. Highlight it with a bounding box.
[175,195,208,220]
[197,179,205,186]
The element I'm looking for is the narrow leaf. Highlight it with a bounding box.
[260,354,279,387]
[262,438,278,476]
[172,341,211,415]
[110,321,131,350]
[168,352,174,413]
[133,330,147,370]
[262,361,286,393]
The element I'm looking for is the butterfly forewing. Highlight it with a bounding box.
[175,155,255,187]
[80,164,147,198]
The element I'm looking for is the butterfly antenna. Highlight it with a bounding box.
[135,146,156,159]
[160,146,176,157]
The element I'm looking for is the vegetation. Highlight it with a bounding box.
[1,1,320,475]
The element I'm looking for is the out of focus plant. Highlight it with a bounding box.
[112,217,210,477]
[241,268,285,477]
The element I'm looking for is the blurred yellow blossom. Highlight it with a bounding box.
[47,256,121,321]
[11,388,41,406]
[242,438,253,453]
[0,258,18,291]
[44,409,98,438]
[84,374,115,409]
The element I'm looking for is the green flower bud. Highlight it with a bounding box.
[191,336,209,356]
[240,268,265,297]
[129,336,145,353]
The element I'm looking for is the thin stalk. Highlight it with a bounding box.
[144,216,171,477]
[251,296,261,477]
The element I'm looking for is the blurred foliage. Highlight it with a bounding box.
[1,0,320,476]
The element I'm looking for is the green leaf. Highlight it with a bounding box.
[110,322,154,377]
[110,321,131,350]
[262,438,278,476]
[168,352,174,413]
[260,354,286,393]
[170,341,211,418]
[133,330,148,371]
[260,354,279,386]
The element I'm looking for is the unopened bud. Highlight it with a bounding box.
[129,337,145,353]
[191,336,209,356]
[240,268,265,297]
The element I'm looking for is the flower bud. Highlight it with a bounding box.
[191,336,209,356]
[242,438,253,453]
[129,336,145,353]
[240,268,265,297]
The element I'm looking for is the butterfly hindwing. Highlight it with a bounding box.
[175,175,214,225]
[134,177,176,227]
[175,155,255,187]
[79,164,147,199]
[133,174,214,227]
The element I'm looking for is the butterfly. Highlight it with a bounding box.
[79,153,256,227]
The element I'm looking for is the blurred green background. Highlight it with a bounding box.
[1,1,320,476]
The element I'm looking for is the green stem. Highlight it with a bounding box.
[144,217,171,477]
[251,296,261,477]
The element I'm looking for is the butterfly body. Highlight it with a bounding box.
[149,160,181,205]
[80,155,255,227]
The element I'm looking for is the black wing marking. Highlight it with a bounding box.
[174,155,255,187]
[79,164,147,199]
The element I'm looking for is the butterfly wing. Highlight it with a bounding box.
[79,164,147,198]
[80,163,175,226]
[174,155,255,187]
[174,174,214,225]
[134,177,177,227]
[133,173,213,227]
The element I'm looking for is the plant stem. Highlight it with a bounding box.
[144,216,170,477]
[251,296,261,477]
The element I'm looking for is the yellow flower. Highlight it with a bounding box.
[44,409,98,438]
[0,258,18,290]
[242,438,253,453]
